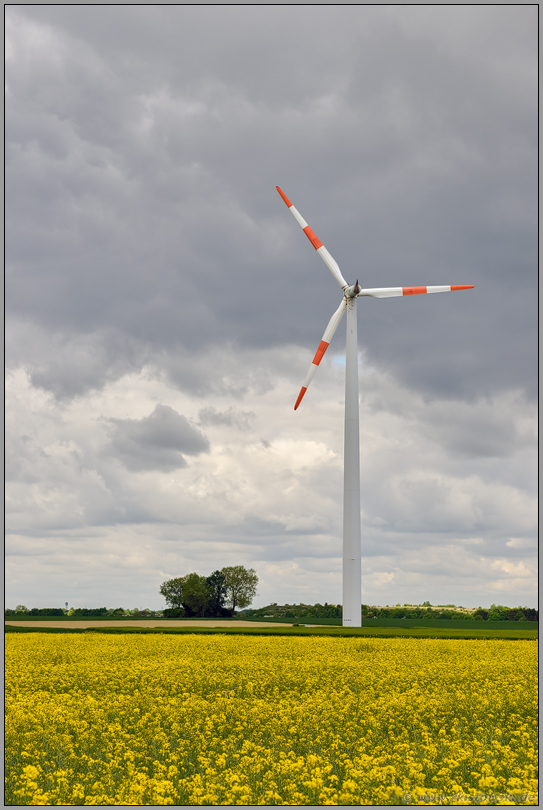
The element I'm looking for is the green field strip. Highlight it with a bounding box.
[5,623,537,640]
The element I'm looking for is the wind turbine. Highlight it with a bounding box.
[276,186,473,627]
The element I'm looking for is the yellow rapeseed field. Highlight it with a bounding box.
[5,634,538,806]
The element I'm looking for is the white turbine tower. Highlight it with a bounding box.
[277,186,473,627]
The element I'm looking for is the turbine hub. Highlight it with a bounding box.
[344,280,361,298]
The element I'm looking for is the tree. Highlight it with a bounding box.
[159,577,187,608]
[221,565,258,615]
[164,607,185,618]
[106,608,125,617]
[72,607,108,617]
[488,603,510,621]
[160,574,211,616]
[206,570,228,616]
[180,573,212,617]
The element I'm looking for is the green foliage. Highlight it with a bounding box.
[163,607,185,618]
[160,573,211,617]
[488,603,509,621]
[206,570,228,616]
[243,602,342,620]
[518,607,538,621]
[484,606,534,621]
[69,608,108,617]
[160,566,258,617]
[221,566,259,614]
[5,608,63,616]
[244,602,539,624]
[179,573,212,617]
[159,577,186,609]
[105,608,125,617]
[486,604,536,622]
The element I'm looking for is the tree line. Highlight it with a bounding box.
[365,604,538,621]
[4,606,160,618]
[159,566,258,617]
[242,602,538,622]
[243,602,342,620]
[5,594,537,622]
[362,604,537,621]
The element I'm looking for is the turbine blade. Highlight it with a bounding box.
[294,299,347,410]
[277,186,348,290]
[357,285,474,298]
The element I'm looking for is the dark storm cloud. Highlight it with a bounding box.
[107,404,209,471]
[6,5,537,402]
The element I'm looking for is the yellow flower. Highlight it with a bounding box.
[5,635,538,806]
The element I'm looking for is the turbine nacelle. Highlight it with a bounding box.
[344,281,361,298]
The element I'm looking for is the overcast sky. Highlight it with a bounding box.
[6,6,537,611]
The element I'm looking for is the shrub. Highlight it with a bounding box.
[163,608,185,618]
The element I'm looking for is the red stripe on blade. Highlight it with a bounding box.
[312,340,329,366]
[303,226,323,250]
[276,186,293,208]
[451,285,474,291]
[294,387,308,410]
[403,286,427,296]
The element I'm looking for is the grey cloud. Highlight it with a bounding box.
[161,347,276,400]
[424,402,534,459]
[107,404,209,471]
[198,406,255,430]
[5,6,537,609]
[5,5,537,403]
[26,329,147,399]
